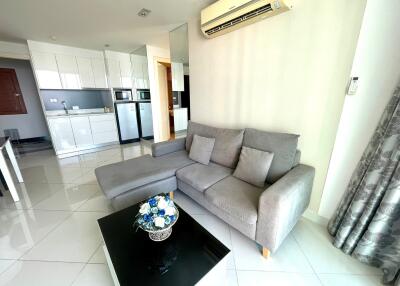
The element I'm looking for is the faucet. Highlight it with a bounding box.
[61,101,68,114]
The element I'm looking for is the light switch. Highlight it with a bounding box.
[50,98,58,103]
[347,77,359,95]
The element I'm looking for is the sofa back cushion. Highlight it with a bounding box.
[243,128,299,183]
[186,121,244,168]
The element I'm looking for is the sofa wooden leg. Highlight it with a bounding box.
[262,247,270,258]
[169,191,174,200]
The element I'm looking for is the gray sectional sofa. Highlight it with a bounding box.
[95,121,315,257]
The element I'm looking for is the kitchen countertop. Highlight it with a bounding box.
[46,109,114,118]
[46,108,114,118]
[46,112,114,118]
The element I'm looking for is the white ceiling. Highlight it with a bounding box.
[0,0,211,52]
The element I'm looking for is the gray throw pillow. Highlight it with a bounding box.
[233,146,274,187]
[189,134,216,165]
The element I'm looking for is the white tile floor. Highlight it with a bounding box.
[0,143,383,286]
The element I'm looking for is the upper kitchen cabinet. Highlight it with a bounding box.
[91,58,108,88]
[171,62,184,91]
[30,51,62,89]
[104,50,133,88]
[169,24,189,92]
[56,54,81,89]
[76,57,95,88]
[131,46,150,89]
[27,40,109,90]
[76,56,108,88]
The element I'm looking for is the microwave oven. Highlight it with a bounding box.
[137,89,151,101]
[114,89,132,101]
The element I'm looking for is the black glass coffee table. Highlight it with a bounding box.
[97,198,231,286]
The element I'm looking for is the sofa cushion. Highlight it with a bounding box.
[233,146,274,187]
[205,176,264,225]
[243,128,299,183]
[155,150,195,170]
[189,134,215,165]
[176,162,232,192]
[95,151,194,199]
[185,121,244,169]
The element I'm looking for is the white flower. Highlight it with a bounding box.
[154,217,165,228]
[157,197,168,210]
[139,203,150,214]
[165,206,176,216]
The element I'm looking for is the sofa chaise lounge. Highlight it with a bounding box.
[95,121,315,257]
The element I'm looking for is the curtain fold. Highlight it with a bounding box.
[328,84,400,286]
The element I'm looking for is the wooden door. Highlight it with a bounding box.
[0,68,27,115]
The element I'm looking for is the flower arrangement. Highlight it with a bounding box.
[135,194,178,236]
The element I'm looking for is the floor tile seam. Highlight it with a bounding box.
[15,258,86,264]
[0,259,18,277]
[315,272,383,276]
[228,226,240,286]
[69,262,88,286]
[17,211,75,260]
[292,232,321,279]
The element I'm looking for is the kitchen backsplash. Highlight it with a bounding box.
[41,89,113,111]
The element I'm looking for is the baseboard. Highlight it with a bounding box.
[302,209,329,226]
[11,136,50,143]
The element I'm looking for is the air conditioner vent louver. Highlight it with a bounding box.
[201,0,293,38]
[205,4,272,36]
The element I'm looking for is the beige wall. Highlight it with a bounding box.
[188,0,366,212]
[319,0,400,219]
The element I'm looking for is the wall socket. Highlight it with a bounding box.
[49,98,58,103]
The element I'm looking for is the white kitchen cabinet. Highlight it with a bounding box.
[76,57,95,88]
[70,116,94,147]
[56,54,81,89]
[105,50,133,88]
[106,58,122,88]
[89,114,118,144]
[76,57,108,89]
[119,59,133,88]
[142,61,150,89]
[173,108,188,132]
[171,62,184,91]
[131,54,150,89]
[48,117,76,153]
[30,51,62,89]
[92,58,108,88]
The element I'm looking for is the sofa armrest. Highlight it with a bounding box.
[151,138,186,157]
[255,164,315,252]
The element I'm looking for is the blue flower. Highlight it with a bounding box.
[158,209,165,216]
[148,198,157,207]
[169,215,176,222]
[143,214,152,222]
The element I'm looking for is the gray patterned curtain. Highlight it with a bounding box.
[328,84,400,286]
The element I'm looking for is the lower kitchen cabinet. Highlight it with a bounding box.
[89,114,118,145]
[48,117,76,153]
[70,116,94,147]
[173,108,188,132]
[48,114,118,155]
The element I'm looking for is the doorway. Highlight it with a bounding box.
[156,61,180,140]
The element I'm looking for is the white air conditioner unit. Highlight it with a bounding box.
[201,0,293,38]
